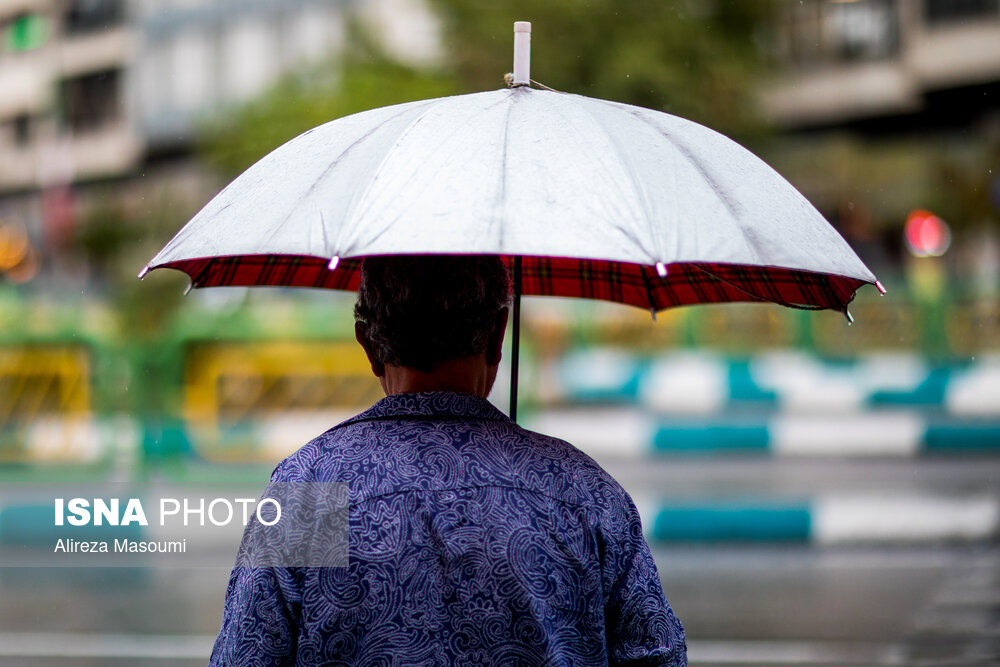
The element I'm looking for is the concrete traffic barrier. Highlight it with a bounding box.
[527,409,1000,458]
[637,495,1000,544]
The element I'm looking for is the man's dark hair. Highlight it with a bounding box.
[354,255,511,372]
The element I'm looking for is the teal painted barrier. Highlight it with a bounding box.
[870,367,952,406]
[142,419,193,461]
[644,495,999,544]
[651,419,1000,455]
[925,425,1000,451]
[727,361,777,403]
[551,353,1000,416]
[653,424,770,453]
[0,505,143,546]
[527,409,1000,458]
[651,503,811,542]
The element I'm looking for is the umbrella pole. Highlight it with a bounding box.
[510,256,522,422]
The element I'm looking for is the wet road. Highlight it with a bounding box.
[660,545,999,666]
[0,456,997,666]
[0,545,996,666]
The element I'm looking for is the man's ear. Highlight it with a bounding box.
[485,308,509,366]
[355,322,386,378]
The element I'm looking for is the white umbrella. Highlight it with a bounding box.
[142,22,882,419]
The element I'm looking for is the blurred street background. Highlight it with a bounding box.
[0,0,998,665]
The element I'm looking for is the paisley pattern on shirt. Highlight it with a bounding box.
[211,392,686,666]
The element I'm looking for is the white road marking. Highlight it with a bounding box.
[750,351,866,412]
[771,412,923,457]
[26,417,103,463]
[0,633,905,664]
[525,407,652,459]
[0,632,215,659]
[814,495,1000,544]
[689,639,903,664]
[637,353,727,415]
[946,356,1000,415]
[556,348,639,398]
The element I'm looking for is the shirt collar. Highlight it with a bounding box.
[340,391,511,426]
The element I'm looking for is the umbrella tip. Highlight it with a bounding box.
[184,282,196,296]
[328,256,340,271]
[844,308,854,325]
[656,262,669,278]
[875,280,886,295]
[138,266,149,280]
[512,21,531,86]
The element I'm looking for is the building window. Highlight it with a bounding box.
[925,0,999,24]
[827,0,898,61]
[60,69,122,133]
[63,0,125,36]
[12,115,31,146]
[778,0,899,69]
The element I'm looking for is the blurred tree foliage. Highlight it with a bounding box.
[430,0,777,139]
[200,1,777,179]
[763,134,1000,238]
[201,24,461,177]
[74,190,191,336]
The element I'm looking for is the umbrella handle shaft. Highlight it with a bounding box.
[510,256,522,422]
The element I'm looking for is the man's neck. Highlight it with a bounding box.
[379,354,497,399]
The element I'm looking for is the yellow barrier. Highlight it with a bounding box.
[183,341,382,463]
[0,345,97,463]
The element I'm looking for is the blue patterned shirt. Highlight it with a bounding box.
[211,392,686,666]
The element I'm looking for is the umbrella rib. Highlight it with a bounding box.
[318,209,332,261]
[338,93,511,254]
[580,99,677,262]
[492,93,515,251]
[640,264,659,313]
[568,95,657,258]
[272,100,442,254]
[184,259,211,292]
[607,102,766,267]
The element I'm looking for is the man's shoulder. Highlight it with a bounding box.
[512,423,611,474]
[503,422,637,509]
[265,404,634,510]
[267,419,358,482]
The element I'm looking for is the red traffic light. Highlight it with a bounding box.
[904,210,951,257]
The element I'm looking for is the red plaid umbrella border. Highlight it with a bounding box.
[157,253,868,314]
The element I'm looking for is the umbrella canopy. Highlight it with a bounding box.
[142,22,882,419]
[142,83,878,314]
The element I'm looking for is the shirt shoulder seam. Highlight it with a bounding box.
[353,483,595,512]
[331,413,510,430]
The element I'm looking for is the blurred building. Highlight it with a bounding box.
[0,0,131,190]
[0,0,437,285]
[760,0,1000,302]
[764,0,1000,132]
